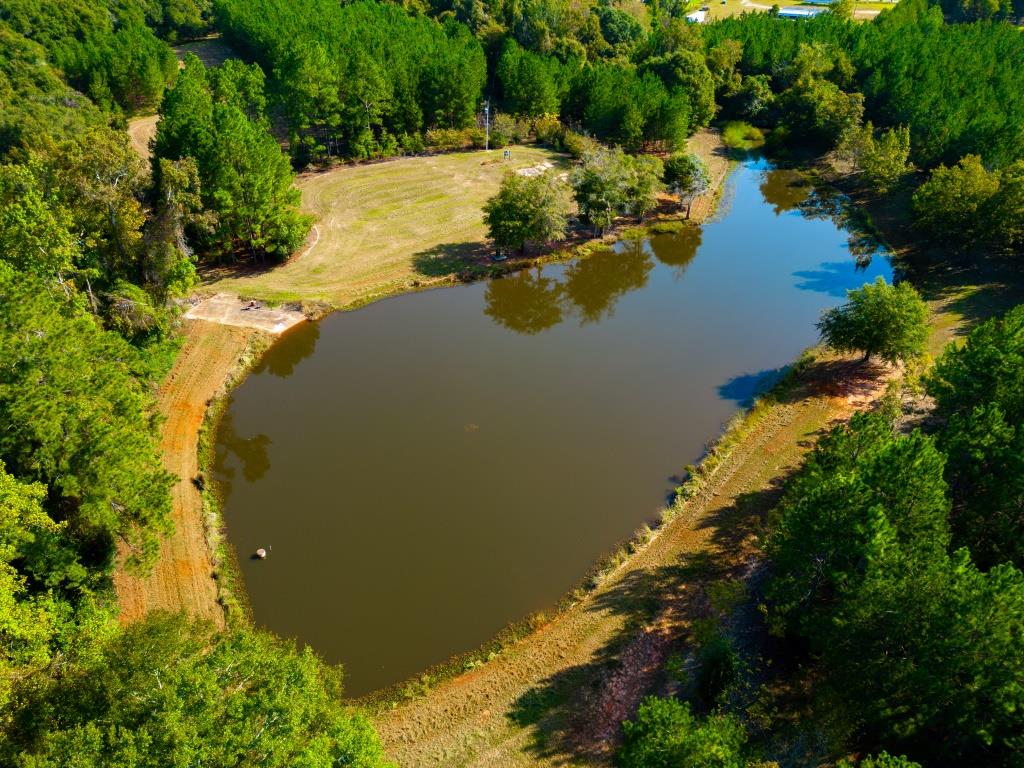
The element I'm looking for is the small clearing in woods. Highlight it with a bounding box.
[184,293,306,333]
[204,146,565,307]
[114,321,258,625]
[127,114,158,162]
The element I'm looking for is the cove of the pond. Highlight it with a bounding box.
[213,156,892,698]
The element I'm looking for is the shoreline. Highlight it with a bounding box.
[112,134,1003,767]
[114,130,733,624]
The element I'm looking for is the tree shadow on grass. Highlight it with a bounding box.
[412,242,490,277]
[898,252,1024,339]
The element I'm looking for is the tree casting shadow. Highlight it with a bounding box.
[412,242,490,277]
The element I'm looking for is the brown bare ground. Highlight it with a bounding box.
[114,320,259,626]
[687,129,732,222]
[127,114,158,162]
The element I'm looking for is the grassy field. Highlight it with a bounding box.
[206,147,566,308]
[696,0,893,20]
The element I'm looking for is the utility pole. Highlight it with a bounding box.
[484,99,490,151]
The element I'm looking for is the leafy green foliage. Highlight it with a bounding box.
[0,0,176,116]
[705,0,1024,168]
[3,613,392,768]
[156,55,311,262]
[497,39,570,117]
[838,754,921,768]
[216,0,487,163]
[570,147,663,233]
[0,268,173,567]
[619,697,747,768]
[0,462,61,710]
[483,171,570,253]
[765,410,950,634]
[839,122,912,194]
[911,154,1000,247]
[664,152,709,215]
[765,397,1024,764]
[0,25,106,156]
[928,306,1024,569]
[817,278,929,364]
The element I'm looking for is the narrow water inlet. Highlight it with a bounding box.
[214,157,893,697]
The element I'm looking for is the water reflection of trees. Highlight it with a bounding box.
[254,320,321,378]
[563,242,652,324]
[484,230,708,334]
[762,166,887,269]
[483,269,564,335]
[213,406,272,497]
[759,168,812,215]
[648,227,702,276]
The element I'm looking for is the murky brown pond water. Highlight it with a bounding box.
[214,157,892,696]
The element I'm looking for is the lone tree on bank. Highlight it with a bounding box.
[817,277,928,364]
[663,152,709,218]
[483,171,569,255]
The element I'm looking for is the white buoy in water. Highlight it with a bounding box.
[255,548,267,559]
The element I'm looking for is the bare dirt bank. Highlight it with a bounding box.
[114,320,261,625]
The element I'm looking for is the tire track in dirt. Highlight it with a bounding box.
[114,320,258,626]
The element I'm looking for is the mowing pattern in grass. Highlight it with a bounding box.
[208,147,564,308]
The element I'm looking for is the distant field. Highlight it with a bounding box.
[697,0,893,19]
[206,147,566,307]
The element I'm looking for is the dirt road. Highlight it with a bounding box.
[127,114,158,162]
[114,320,258,626]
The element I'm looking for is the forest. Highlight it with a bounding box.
[0,0,1023,764]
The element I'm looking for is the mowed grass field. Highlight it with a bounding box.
[697,0,893,20]
[207,147,565,308]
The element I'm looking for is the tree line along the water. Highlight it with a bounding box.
[0,0,1023,763]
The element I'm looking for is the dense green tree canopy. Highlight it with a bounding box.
[483,171,570,253]
[928,306,1024,569]
[817,278,929,364]
[619,697,747,768]
[0,268,172,567]
[156,55,311,262]
[3,614,390,768]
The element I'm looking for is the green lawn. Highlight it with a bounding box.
[206,146,565,308]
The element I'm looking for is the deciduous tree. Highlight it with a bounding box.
[817,277,928,364]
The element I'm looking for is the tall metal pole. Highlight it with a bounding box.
[484,99,490,151]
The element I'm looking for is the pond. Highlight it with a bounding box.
[213,156,892,697]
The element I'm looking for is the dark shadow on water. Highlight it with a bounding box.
[759,168,812,216]
[566,241,653,325]
[412,242,490,277]
[483,245,656,334]
[254,320,320,378]
[213,405,272,498]
[717,367,789,407]
[648,227,702,277]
